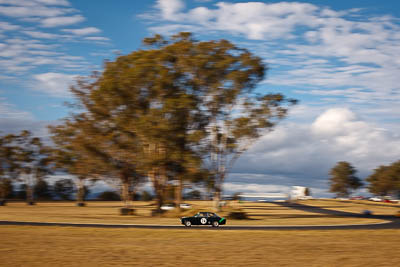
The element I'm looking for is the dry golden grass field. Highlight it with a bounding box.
[1,200,400,266]
[1,200,396,226]
[0,226,399,266]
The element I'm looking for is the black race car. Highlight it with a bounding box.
[181,212,226,227]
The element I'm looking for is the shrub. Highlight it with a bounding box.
[120,208,134,215]
[35,179,52,200]
[97,191,121,201]
[184,190,202,200]
[53,179,74,200]
[141,191,153,201]
[0,178,13,199]
[227,211,248,220]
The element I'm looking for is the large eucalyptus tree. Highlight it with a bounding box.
[56,32,295,212]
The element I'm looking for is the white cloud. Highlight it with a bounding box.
[41,15,85,27]
[35,0,70,6]
[0,98,34,121]
[143,0,400,112]
[33,72,76,97]
[156,0,185,21]
[223,182,290,195]
[0,0,70,6]
[0,99,50,138]
[234,107,400,184]
[223,178,331,197]
[152,0,320,40]
[62,27,101,35]
[84,36,110,41]
[310,108,399,160]
[0,0,109,78]
[311,108,359,137]
[0,5,66,17]
[0,0,76,25]
[22,30,60,39]
[0,21,20,31]
[0,39,52,58]
[0,38,89,74]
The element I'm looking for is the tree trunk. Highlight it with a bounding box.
[213,172,225,211]
[0,185,5,201]
[131,186,137,201]
[26,184,34,205]
[76,178,85,206]
[148,168,163,213]
[146,143,168,215]
[24,172,35,205]
[213,187,221,212]
[175,177,183,212]
[156,187,164,212]
[0,185,5,206]
[121,180,130,209]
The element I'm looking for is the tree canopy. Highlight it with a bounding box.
[367,161,400,198]
[50,32,296,212]
[329,161,363,198]
[0,131,52,204]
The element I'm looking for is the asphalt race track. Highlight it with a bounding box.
[0,202,399,230]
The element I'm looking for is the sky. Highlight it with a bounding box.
[1,0,400,197]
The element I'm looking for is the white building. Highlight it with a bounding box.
[290,186,312,200]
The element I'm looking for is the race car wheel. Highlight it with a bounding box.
[212,221,219,227]
[184,220,192,227]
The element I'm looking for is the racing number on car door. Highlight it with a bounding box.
[200,217,207,224]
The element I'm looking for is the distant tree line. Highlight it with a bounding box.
[0,129,218,206]
[329,161,400,198]
[0,176,87,202]
[0,161,207,204]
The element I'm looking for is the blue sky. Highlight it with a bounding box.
[1,0,400,197]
